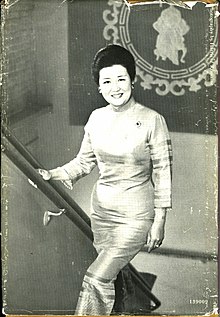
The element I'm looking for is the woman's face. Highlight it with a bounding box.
[98,64,133,108]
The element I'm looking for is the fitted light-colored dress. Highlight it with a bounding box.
[56,98,172,315]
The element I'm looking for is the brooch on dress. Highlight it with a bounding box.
[136,121,141,128]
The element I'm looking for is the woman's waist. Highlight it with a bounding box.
[92,181,154,213]
[97,161,152,183]
[97,175,152,188]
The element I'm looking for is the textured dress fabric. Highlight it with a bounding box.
[58,98,172,315]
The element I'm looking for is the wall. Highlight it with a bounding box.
[2,0,36,117]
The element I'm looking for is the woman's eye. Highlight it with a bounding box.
[103,80,111,84]
[118,78,126,82]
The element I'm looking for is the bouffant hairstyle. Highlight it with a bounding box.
[92,45,136,85]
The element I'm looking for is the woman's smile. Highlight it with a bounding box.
[99,65,133,108]
[111,93,123,99]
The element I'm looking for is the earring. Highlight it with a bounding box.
[98,87,102,93]
[131,84,134,90]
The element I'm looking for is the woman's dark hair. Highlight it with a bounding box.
[92,44,136,85]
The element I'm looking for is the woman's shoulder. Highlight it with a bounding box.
[92,105,109,114]
[89,105,109,120]
[85,106,109,127]
[135,102,163,120]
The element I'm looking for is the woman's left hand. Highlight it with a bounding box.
[146,220,165,253]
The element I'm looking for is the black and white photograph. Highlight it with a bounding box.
[1,0,218,316]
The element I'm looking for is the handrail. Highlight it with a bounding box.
[2,126,161,311]
[2,125,91,227]
[2,134,93,240]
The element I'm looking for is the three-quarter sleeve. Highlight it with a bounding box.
[149,114,172,208]
[54,118,97,184]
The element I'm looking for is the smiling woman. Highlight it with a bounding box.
[38,44,172,315]
[98,65,133,108]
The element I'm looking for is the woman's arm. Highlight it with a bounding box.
[56,127,97,183]
[38,115,97,188]
[149,114,172,209]
[147,114,172,252]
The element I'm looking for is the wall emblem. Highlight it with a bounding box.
[153,6,189,66]
[103,0,218,96]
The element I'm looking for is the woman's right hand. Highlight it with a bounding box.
[37,169,52,180]
[37,168,73,190]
